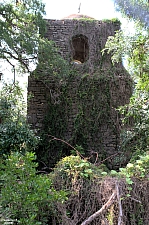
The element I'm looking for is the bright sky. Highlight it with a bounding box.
[43,0,120,20]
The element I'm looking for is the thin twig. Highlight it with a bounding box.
[89,150,99,164]
[48,134,85,159]
[96,152,120,166]
[129,197,141,204]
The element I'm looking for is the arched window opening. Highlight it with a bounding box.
[72,34,89,63]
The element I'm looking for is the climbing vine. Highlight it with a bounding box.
[36,66,130,170]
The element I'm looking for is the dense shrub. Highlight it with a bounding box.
[0,152,67,224]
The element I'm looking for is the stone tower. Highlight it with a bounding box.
[28,15,132,168]
[44,15,121,72]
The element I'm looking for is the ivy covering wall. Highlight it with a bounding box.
[28,67,132,169]
[27,18,132,169]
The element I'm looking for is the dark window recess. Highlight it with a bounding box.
[72,34,89,63]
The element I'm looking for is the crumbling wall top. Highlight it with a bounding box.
[44,17,120,72]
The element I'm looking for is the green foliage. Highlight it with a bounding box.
[109,152,149,188]
[0,0,70,79]
[0,83,38,156]
[119,91,149,156]
[113,0,149,27]
[73,18,96,22]
[0,82,25,121]
[103,17,149,165]
[34,38,70,79]
[38,71,114,169]
[0,0,46,73]
[102,30,128,64]
[120,152,149,179]
[70,144,85,156]
[56,155,94,179]
[104,24,149,76]
[54,155,108,182]
[0,151,67,224]
[103,26,149,90]
[102,18,120,23]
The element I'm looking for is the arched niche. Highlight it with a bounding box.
[71,34,89,63]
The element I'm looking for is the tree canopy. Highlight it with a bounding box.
[0,0,47,72]
[113,0,149,27]
[0,0,68,77]
[104,0,149,159]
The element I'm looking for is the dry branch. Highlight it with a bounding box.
[81,191,117,225]
[116,182,123,225]
[48,135,84,158]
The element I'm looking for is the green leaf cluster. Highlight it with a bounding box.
[54,155,108,182]
[0,151,67,224]
[0,0,70,78]
[0,83,38,156]
[103,16,149,164]
[113,0,149,27]
[119,152,149,182]
[0,0,46,72]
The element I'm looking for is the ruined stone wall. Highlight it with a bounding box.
[44,19,120,72]
[27,19,132,168]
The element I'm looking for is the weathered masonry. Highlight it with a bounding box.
[28,15,132,168]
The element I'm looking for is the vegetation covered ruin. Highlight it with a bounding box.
[0,0,149,224]
[27,17,132,169]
